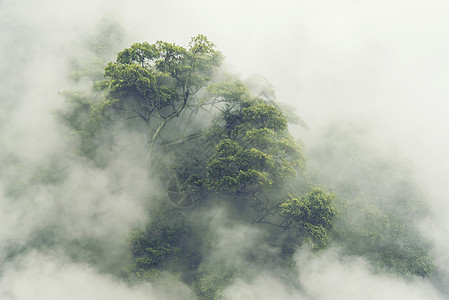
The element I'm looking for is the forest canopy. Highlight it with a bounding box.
[60,33,435,299]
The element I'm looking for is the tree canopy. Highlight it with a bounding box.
[92,34,222,148]
[60,34,436,299]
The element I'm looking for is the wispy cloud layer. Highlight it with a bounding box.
[1,0,449,299]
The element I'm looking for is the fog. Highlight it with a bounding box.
[1,0,449,299]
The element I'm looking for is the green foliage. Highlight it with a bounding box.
[194,270,235,300]
[127,220,200,279]
[307,123,435,277]
[334,198,434,277]
[204,99,304,194]
[104,63,158,102]
[240,101,287,131]
[205,80,251,104]
[116,42,158,66]
[96,34,222,146]
[206,139,273,192]
[60,33,437,299]
[280,188,337,250]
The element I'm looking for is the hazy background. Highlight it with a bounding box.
[1,0,449,299]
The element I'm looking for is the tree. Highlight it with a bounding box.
[204,98,304,194]
[127,211,201,280]
[280,188,337,250]
[307,123,435,276]
[333,197,434,277]
[100,34,222,147]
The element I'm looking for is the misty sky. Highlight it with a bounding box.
[1,0,449,299]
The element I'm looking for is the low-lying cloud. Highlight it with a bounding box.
[1,0,449,299]
[0,251,194,300]
[225,249,444,300]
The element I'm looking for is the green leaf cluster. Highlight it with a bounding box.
[280,188,337,250]
[203,99,303,194]
[334,198,434,277]
[193,267,235,300]
[127,221,200,279]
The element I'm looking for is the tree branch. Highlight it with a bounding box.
[162,131,203,147]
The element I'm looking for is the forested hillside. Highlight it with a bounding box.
[55,29,435,299]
